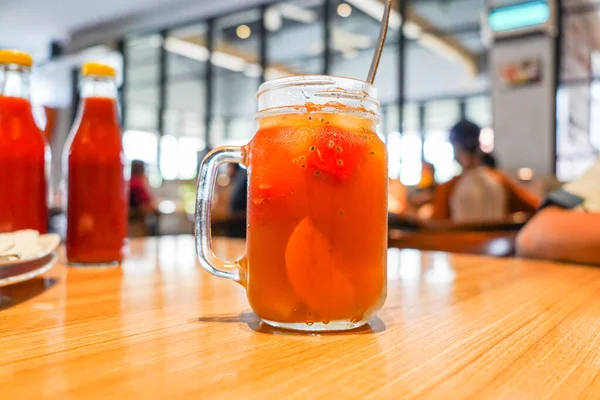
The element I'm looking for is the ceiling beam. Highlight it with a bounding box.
[405,8,479,76]
[347,0,480,76]
[171,35,299,78]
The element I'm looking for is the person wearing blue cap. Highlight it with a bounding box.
[431,120,539,222]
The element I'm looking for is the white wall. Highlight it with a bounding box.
[491,35,556,175]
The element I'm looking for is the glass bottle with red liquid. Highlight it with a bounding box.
[0,50,48,233]
[64,63,127,265]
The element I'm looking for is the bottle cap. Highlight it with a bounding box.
[0,50,33,68]
[81,62,116,78]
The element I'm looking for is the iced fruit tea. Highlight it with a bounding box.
[246,106,387,324]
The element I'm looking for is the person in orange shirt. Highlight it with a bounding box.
[432,120,539,222]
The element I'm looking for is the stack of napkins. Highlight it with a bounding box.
[0,230,60,262]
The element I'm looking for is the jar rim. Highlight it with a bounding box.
[258,75,377,101]
[256,75,380,122]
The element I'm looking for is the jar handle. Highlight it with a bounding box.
[195,146,245,282]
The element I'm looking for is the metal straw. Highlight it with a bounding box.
[367,0,393,84]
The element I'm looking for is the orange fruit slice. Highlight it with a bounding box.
[284,217,355,320]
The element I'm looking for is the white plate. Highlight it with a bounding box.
[0,253,58,287]
[0,232,61,267]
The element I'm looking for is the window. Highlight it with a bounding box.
[389,103,421,184]
[556,84,597,182]
[590,82,600,151]
[211,9,262,147]
[558,9,600,181]
[425,100,460,131]
[123,130,161,185]
[400,132,422,186]
[159,136,203,180]
[384,103,400,139]
[124,34,161,133]
[330,0,399,105]
[466,95,492,128]
[424,131,456,183]
[387,131,402,179]
[266,0,325,78]
[123,130,159,166]
[165,23,208,145]
[115,0,496,186]
[159,135,178,180]
[424,100,460,183]
[160,23,209,181]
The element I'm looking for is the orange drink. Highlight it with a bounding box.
[0,50,48,233]
[246,109,387,325]
[196,76,387,331]
[64,63,128,265]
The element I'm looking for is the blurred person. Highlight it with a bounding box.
[212,163,242,218]
[432,120,539,222]
[418,162,436,191]
[412,162,437,218]
[129,160,158,236]
[482,152,497,169]
[129,160,156,214]
[227,166,248,238]
[229,166,247,216]
[517,160,600,266]
[227,163,240,179]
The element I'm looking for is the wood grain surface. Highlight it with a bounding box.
[2,235,600,399]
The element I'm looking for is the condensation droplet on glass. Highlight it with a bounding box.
[306,321,314,326]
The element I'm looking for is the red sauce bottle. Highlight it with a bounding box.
[0,50,48,233]
[64,62,127,265]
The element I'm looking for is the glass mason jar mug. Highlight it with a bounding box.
[196,76,388,331]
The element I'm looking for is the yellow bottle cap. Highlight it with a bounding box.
[81,62,116,78]
[0,49,33,68]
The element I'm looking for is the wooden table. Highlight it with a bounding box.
[2,236,600,399]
